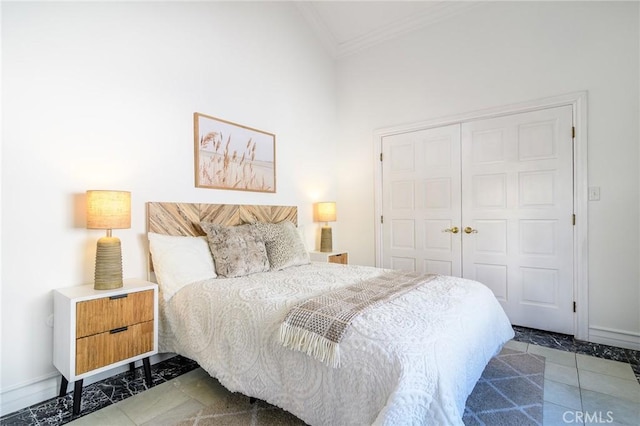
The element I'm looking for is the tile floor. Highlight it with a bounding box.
[1,326,639,425]
[504,340,639,425]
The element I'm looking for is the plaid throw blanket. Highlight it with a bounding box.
[279,271,437,368]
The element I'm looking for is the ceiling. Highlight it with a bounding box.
[296,1,483,58]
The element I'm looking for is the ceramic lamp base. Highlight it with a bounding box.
[320,226,333,253]
[94,236,123,290]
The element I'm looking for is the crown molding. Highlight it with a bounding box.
[296,2,340,58]
[297,1,484,59]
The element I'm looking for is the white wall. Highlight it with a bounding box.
[0,1,336,414]
[2,0,639,416]
[335,2,639,347]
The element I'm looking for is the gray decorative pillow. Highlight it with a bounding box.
[200,223,269,278]
[254,221,310,271]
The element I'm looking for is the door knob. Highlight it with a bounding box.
[443,227,459,234]
[464,227,478,234]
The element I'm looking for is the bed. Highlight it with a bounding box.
[146,202,514,425]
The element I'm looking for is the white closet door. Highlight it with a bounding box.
[381,124,462,275]
[461,105,574,334]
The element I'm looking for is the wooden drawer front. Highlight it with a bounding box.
[76,290,154,338]
[328,253,348,265]
[76,320,154,375]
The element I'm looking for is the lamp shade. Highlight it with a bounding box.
[314,201,336,223]
[86,190,131,229]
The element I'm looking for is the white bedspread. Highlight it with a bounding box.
[159,263,514,425]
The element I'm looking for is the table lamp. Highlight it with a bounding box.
[314,201,336,253]
[86,190,131,290]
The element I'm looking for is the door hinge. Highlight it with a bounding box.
[380,153,383,161]
[572,126,575,139]
[381,215,384,224]
[572,214,576,225]
[573,301,576,313]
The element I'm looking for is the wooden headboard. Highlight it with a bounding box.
[146,202,297,275]
[147,202,298,236]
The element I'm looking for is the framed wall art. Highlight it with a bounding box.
[194,112,276,193]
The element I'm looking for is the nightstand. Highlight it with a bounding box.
[53,279,158,415]
[309,250,349,265]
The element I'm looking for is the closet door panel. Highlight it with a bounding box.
[461,105,574,334]
[382,124,462,276]
[380,105,574,335]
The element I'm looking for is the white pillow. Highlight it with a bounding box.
[148,232,216,301]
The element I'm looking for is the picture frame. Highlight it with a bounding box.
[194,112,276,193]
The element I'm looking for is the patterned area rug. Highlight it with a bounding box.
[4,348,542,425]
[160,348,545,426]
[464,348,545,425]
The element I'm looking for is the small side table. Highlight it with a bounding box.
[309,250,349,265]
[53,279,158,415]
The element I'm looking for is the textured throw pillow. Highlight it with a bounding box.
[254,221,310,271]
[200,223,270,278]
[148,232,216,301]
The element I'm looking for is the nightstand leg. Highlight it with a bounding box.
[73,379,83,415]
[59,376,69,397]
[143,357,152,386]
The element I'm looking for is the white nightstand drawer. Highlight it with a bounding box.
[76,320,154,375]
[328,253,348,264]
[309,250,349,265]
[76,289,154,338]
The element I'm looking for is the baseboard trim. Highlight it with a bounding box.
[0,372,59,418]
[0,353,174,417]
[588,326,640,351]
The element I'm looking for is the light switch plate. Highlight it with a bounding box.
[588,187,600,201]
